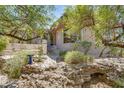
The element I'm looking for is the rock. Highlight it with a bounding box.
[21,64,43,74]
[33,55,46,63]
[17,60,113,88]
[90,82,111,88]
[16,61,79,88]
[0,75,8,85]
[22,55,57,74]
[10,58,124,88]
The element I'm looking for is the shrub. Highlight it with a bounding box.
[0,36,9,52]
[3,51,28,78]
[114,75,124,88]
[64,51,94,64]
[110,47,124,57]
[114,78,124,88]
[72,43,81,51]
[80,41,92,54]
[59,51,67,60]
[72,41,92,54]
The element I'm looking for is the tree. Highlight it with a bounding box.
[63,5,94,34]
[0,5,55,41]
[94,6,124,56]
[63,6,124,48]
[94,6,122,46]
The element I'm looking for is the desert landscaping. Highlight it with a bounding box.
[1,5,124,88]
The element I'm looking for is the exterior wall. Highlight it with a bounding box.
[42,39,47,55]
[88,46,110,58]
[0,40,47,55]
[81,27,95,43]
[31,37,42,44]
[55,30,74,51]
[55,27,109,57]
[60,43,110,58]
[56,30,64,49]
[55,27,96,50]
[61,43,73,51]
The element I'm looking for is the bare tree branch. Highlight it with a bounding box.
[0,32,40,41]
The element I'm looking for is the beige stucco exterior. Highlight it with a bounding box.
[81,27,95,43]
[55,27,96,49]
[54,27,109,57]
[56,30,64,49]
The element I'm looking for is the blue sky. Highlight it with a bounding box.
[54,5,65,20]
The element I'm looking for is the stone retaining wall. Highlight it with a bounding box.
[0,40,47,55]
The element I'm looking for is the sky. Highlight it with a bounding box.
[54,5,65,20]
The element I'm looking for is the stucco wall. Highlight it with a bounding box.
[61,43,73,51]
[55,27,96,50]
[59,44,110,58]
[54,27,109,57]
[81,27,95,43]
[56,30,64,49]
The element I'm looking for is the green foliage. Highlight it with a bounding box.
[114,80,124,88]
[3,51,28,78]
[0,5,55,40]
[72,42,81,51]
[72,41,92,54]
[114,77,124,88]
[108,47,124,57]
[64,51,94,64]
[62,5,124,48]
[80,41,92,54]
[93,6,124,47]
[59,51,67,60]
[80,41,92,48]
[94,6,117,45]
[0,36,9,52]
[63,6,93,33]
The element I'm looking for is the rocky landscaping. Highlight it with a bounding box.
[1,55,124,88]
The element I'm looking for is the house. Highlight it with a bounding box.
[49,16,100,57]
[49,15,124,57]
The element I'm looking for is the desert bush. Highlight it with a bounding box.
[114,78,124,88]
[72,41,92,54]
[3,51,28,78]
[107,47,124,57]
[111,74,124,88]
[64,51,94,64]
[80,41,92,54]
[114,79,124,88]
[0,36,9,52]
[59,51,67,60]
[72,42,81,51]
